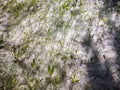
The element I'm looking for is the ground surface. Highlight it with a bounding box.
[0,0,120,90]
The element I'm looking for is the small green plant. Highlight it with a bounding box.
[48,65,55,77]
[55,19,64,28]
[58,40,63,48]
[22,71,33,90]
[71,74,79,83]
[70,9,80,16]
[61,54,69,61]
[31,58,36,70]
[23,71,43,90]
[12,33,32,62]
[2,75,17,90]
[31,56,38,70]
[53,75,60,87]
[62,3,69,10]
[11,76,17,89]
[46,74,60,89]
[12,43,29,60]
[32,78,43,90]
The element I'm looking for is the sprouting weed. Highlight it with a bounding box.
[70,9,80,16]
[23,71,43,90]
[31,57,36,70]
[33,78,43,90]
[58,40,63,48]
[53,75,60,87]
[12,76,17,88]
[48,65,55,77]
[71,73,79,83]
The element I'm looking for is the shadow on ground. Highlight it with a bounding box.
[85,0,120,90]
